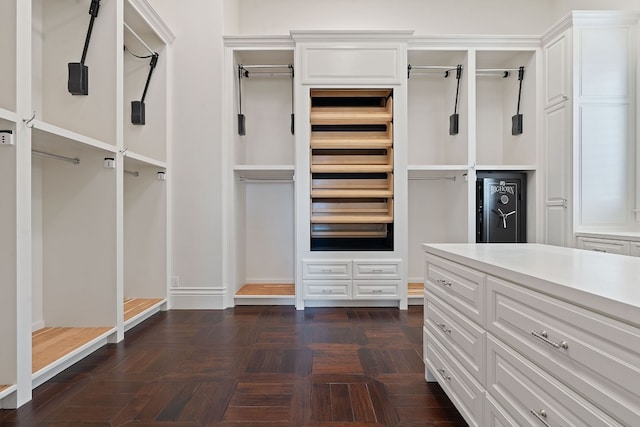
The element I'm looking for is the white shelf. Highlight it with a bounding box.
[32,120,118,156]
[475,164,536,171]
[124,150,168,169]
[234,164,295,180]
[0,108,17,123]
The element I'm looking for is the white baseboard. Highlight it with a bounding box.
[169,286,227,309]
[32,320,45,332]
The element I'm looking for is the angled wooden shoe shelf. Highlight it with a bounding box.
[310,89,395,241]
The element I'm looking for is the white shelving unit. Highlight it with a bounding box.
[223,39,297,306]
[0,0,172,409]
[122,0,173,330]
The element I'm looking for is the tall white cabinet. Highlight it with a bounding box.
[222,32,543,310]
[0,0,173,409]
[542,11,639,247]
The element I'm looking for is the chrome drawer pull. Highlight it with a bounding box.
[437,323,451,334]
[437,368,451,381]
[530,409,552,427]
[321,269,332,272]
[592,248,607,253]
[531,330,569,350]
[372,269,383,273]
[436,279,452,287]
[321,289,333,294]
[372,289,383,294]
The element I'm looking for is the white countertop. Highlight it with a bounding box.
[422,243,640,327]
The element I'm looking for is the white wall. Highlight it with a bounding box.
[148,0,225,293]
[236,0,556,35]
[551,0,640,20]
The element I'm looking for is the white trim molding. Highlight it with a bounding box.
[169,286,228,309]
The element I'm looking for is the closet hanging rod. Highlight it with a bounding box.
[239,64,293,69]
[123,22,155,56]
[124,169,139,177]
[477,67,524,72]
[408,176,456,181]
[237,177,294,183]
[32,150,80,165]
[408,64,461,78]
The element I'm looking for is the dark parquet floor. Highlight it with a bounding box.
[0,306,467,426]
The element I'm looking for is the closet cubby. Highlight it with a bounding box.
[31,136,117,386]
[32,0,117,146]
[233,49,295,169]
[123,1,168,163]
[124,157,167,329]
[233,175,295,303]
[0,1,17,115]
[407,170,469,292]
[475,50,537,167]
[407,50,469,167]
[226,42,297,302]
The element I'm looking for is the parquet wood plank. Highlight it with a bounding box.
[6,306,466,426]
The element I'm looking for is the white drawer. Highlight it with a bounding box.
[353,260,401,279]
[425,293,486,386]
[487,276,640,426]
[302,260,351,279]
[425,254,485,326]
[353,280,400,299]
[303,280,351,299]
[424,327,484,427]
[629,241,640,257]
[486,335,622,427]
[577,236,629,255]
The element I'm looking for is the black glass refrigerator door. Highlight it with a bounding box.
[476,173,526,243]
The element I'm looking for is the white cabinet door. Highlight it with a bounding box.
[544,101,571,247]
[543,30,571,108]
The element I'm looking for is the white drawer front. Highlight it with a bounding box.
[487,336,622,427]
[628,241,640,257]
[353,260,401,279]
[425,293,486,386]
[577,236,629,255]
[302,260,351,279]
[303,280,351,299]
[424,328,484,427]
[487,276,640,426]
[353,280,399,299]
[425,254,485,326]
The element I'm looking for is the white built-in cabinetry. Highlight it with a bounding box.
[542,12,639,247]
[0,0,173,409]
[222,32,543,310]
[423,243,640,427]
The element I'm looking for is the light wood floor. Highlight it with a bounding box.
[0,385,10,393]
[124,298,164,321]
[408,282,424,296]
[32,327,112,373]
[236,283,295,296]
